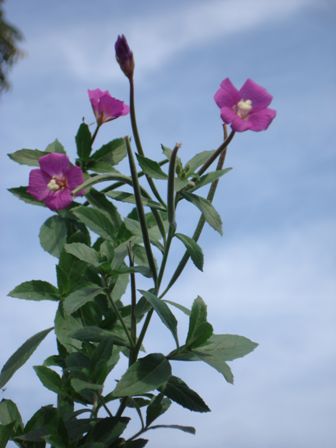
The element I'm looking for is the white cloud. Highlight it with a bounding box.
[22,0,316,83]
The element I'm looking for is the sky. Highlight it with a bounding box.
[1,0,336,447]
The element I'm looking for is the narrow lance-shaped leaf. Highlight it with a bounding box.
[184,150,215,174]
[0,328,53,388]
[136,154,168,180]
[7,149,46,166]
[167,143,181,228]
[112,353,171,397]
[186,296,213,348]
[39,215,68,257]
[34,366,63,394]
[162,375,210,413]
[64,243,100,267]
[63,283,103,315]
[140,290,179,347]
[146,394,171,426]
[8,280,59,302]
[76,122,92,162]
[8,186,44,206]
[175,233,204,271]
[72,206,116,241]
[182,192,223,235]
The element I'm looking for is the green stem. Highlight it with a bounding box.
[128,245,137,366]
[91,123,101,145]
[160,126,231,297]
[125,138,158,286]
[197,130,235,176]
[129,77,165,206]
[102,277,134,348]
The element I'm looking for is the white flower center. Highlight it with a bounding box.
[47,176,67,191]
[236,99,253,118]
[47,178,61,191]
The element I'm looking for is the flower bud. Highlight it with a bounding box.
[115,34,134,79]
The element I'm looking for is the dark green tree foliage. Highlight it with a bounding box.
[0,0,23,93]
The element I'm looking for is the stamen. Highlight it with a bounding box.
[47,178,61,191]
[235,99,253,119]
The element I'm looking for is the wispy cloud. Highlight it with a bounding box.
[22,0,316,83]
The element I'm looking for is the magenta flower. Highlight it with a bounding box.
[115,34,134,79]
[88,89,129,125]
[214,78,276,132]
[27,153,84,210]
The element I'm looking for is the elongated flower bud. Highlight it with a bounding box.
[115,34,134,79]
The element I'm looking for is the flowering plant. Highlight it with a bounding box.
[1,35,275,447]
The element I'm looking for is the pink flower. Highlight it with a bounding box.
[214,78,276,132]
[27,153,84,210]
[88,88,129,125]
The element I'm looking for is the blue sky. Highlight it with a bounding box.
[1,0,336,447]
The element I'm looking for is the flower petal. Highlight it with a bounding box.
[65,166,85,192]
[247,108,277,131]
[220,106,238,124]
[239,79,273,111]
[231,116,251,132]
[99,94,128,122]
[39,153,70,177]
[27,169,50,200]
[214,78,240,109]
[44,189,73,210]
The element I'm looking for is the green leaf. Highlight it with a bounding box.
[72,206,116,240]
[163,300,191,316]
[192,351,234,384]
[71,326,129,347]
[146,394,171,426]
[0,328,53,388]
[8,186,44,206]
[71,378,102,394]
[175,233,204,271]
[87,417,129,445]
[186,296,213,348]
[54,306,83,352]
[90,138,127,171]
[197,334,258,361]
[106,190,163,210]
[56,251,88,297]
[7,148,46,166]
[76,123,92,162]
[182,192,223,234]
[136,154,168,180]
[34,366,63,394]
[45,139,65,153]
[39,215,68,257]
[113,354,171,397]
[124,439,148,448]
[140,290,179,346]
[63,283,103,315]
[191,334,258,384]
[184,150,215,174]
[162,376,210,413]
[91,337,120,384]
[188,168,232,193]
[86,189,122,229]
[0,399,23,432]
[0,423,13,446]
[174,177,189,192]
[149,424,195,434]
[8,280,59,302]
[64,243,100,267]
